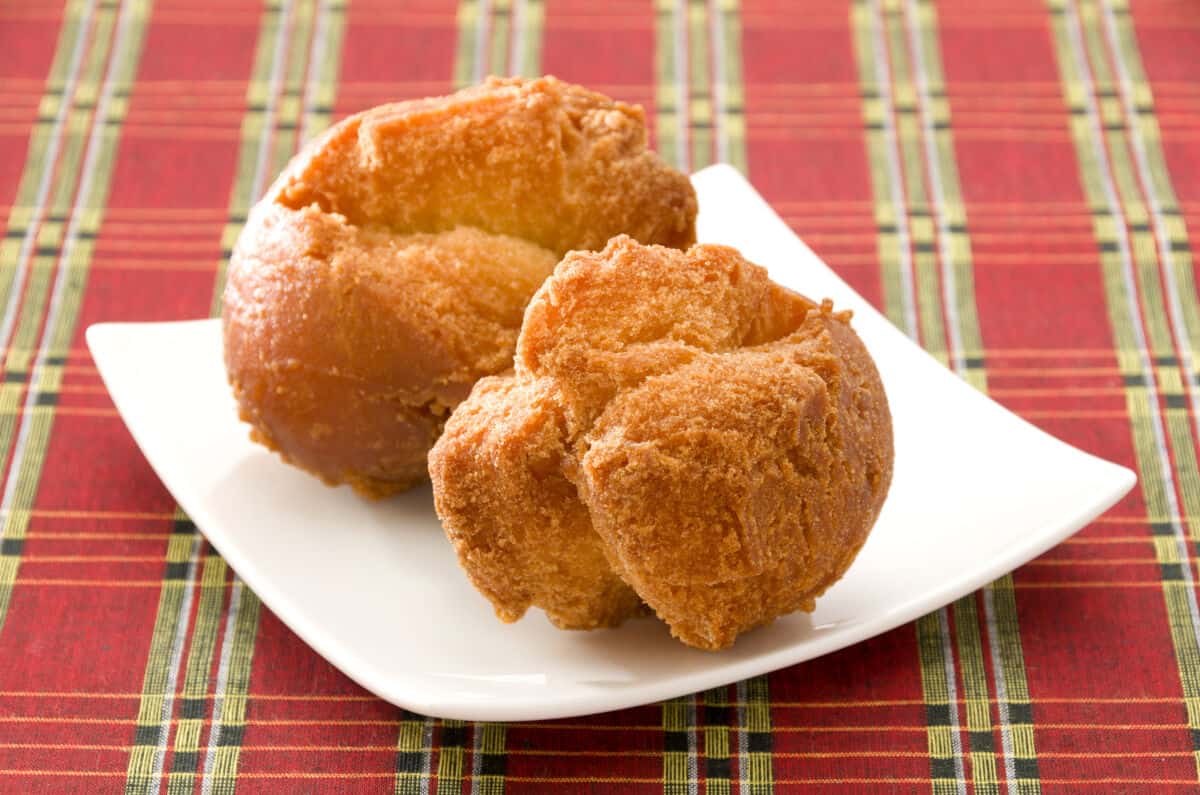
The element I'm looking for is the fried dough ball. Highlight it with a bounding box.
[223,77,697,497]
[429,236,893,649]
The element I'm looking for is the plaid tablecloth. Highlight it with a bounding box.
[1,0,1198,791]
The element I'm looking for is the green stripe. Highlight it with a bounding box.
[712,0,745,172]
[880,0,946,361]
[986,576,1042,794]
[686,0,711,170]
[1099,0,1199,370]
[0,0,115,598]
[300,0,348,142]
[0,0,93,342]
[4,3,117,377]
[453,0,482,90]
[165,553,227,794]
[654,0,684,170]
[269,0,316,175]
[0,0,152,634]
[1047,0,1200,781]
[208,0,293,315]
[854,3,968,786]
[710,0,766,789]
[904,0,1043,788]
[489,0,512,76]
[1097,0,1200,537]
[201,1,348,790]
[849,0,912,335]
[1090,0,1200,780]
[125,516,199,794]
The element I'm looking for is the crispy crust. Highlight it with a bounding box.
[222,77,698,497]
[429,236,894,649]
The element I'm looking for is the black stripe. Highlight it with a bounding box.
[217,724,245,747]
[968,730,994,753]
[663,731,689,753]
[171,751,199,772]
[746,731,772,753]
[705,756,731,780]
[479,753,506,777]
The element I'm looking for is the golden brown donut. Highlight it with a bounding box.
[223,77,697,497]
[429,236,894,649]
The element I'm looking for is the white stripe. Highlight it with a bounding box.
[248,0,294,203]
[0,0,193,784]
[469,725,484,794]
[901,2,1019,788]
[147,536,203,787]
[0,0,98,353]
[673,0,689,172]
[199,578,244,794]
[0,0,135,529]
[418,716,434,795]
[735,679,750,793]
[509,0,524,76]
[1099,1,1200,478]
[474,0,491,84]
[686,696,699,795]
[199,1,296,788]
[676,6,697,786]
[300,0,330,144]
[1062,0,1200,647]
[982,587,1018,788]
[867,0,919,343]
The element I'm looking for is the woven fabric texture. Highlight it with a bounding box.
[0,0,1198,791]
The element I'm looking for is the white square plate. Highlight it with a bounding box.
[87,165,1135,721]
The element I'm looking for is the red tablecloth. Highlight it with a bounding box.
[2,0,1198,791]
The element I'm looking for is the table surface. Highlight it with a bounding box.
[1,0,1198,792]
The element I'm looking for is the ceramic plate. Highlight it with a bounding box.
[86,164,1135,721]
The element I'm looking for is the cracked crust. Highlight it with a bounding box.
[429,237,893,649]
[222,77,698,497]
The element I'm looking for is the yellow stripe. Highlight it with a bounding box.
[202,2,346,791]
[740,675,774,795]
[489,0,511,76]
[687,0,711,169]
[654,0,684,170]
[849,0,913,334]
[124,511,199,792]
[453,0,481,90]
[712,0,745,172]
[663,695,695,795]
[952,598,999,795]
[394,711,432,795]
[474,722,507,795]
[704,687,731,795]
[916,612,964,795]
[164,553,227,795]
